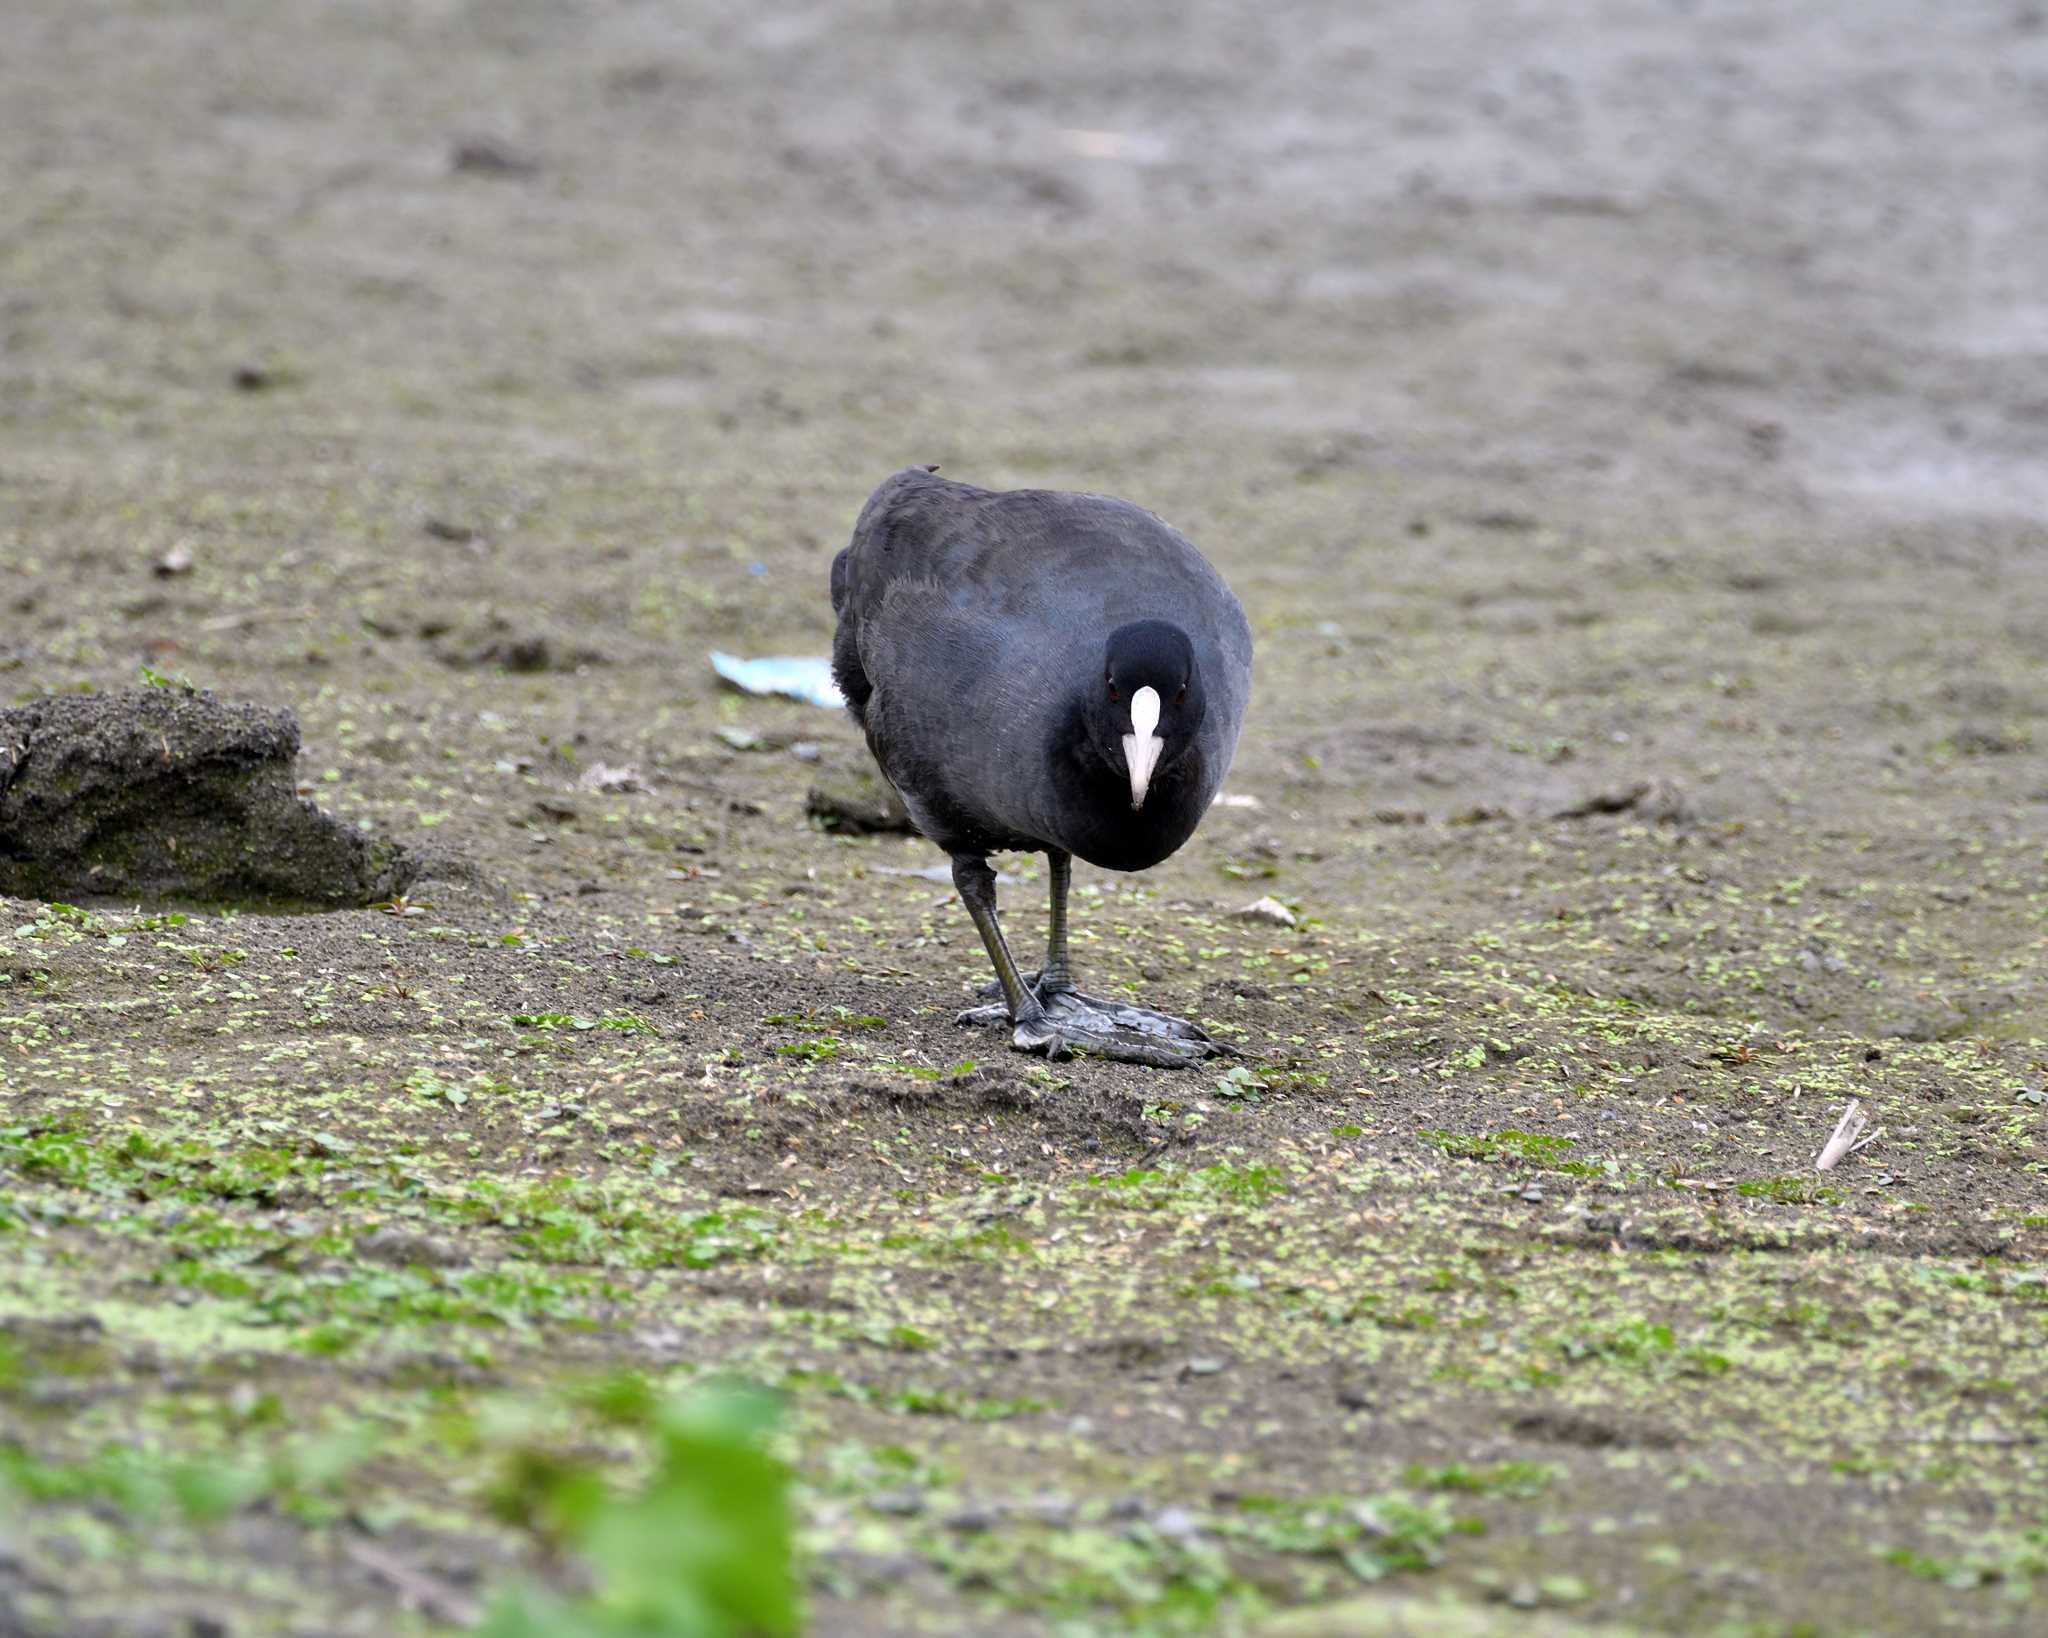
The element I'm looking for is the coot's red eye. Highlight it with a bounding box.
[1175,684,1187,704]
[1107,681,1120,700]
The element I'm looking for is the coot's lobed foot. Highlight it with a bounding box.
[957,986,1222,1067]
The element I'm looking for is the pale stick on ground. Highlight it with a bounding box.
[1814,1099,1884,1172]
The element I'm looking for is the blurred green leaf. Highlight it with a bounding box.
[479,1379,797,1638]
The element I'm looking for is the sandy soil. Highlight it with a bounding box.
[3,2,2045,1633]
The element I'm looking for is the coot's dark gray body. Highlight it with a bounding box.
[831,466,1251,869]
[830,466,1252,1066]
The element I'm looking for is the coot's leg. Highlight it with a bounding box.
[970,851,1072,1002]
[978,850,1075,998]
[954,851,1222,1068]
[950,854,1069,1058]
[1040,849,1074,993]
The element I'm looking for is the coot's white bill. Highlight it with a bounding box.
[1122,684,1164,811]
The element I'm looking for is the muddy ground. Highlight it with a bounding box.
[3,2,2046,1633]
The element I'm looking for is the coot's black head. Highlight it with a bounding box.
[1089,619,1205,812]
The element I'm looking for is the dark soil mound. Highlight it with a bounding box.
[0,689,412,906]
[805,765,917,834]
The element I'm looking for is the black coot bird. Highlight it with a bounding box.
[830,467,1253,1066]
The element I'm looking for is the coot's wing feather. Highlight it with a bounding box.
[830,468,990,727]
[854,574,1049,851]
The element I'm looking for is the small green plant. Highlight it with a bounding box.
[478,1379,798,1638]
[0,1425,371,1526]
[10,903,123,945]
[1086,1162,1285,1209]
[138,662,197,692]
[1218,855,1278,881]
[507,1012,654,1034]
[1424,1130,1578,1166]
[406,1067,469,1107]
[1221,1490,1472,1578]
[776,1036,843,1062]
[1551,1318,1674,1370]
[512,1012,586,1030]
[765,1007,884,1032]
[1736,1176,1844,1205]
[1881,1525,2048,1590]
[1404,1461,1555,1499]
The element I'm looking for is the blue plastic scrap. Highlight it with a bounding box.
[709,651,845,709]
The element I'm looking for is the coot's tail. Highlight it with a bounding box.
[828,545,870,727]
[829,544,851,616]
[829,466,949,728]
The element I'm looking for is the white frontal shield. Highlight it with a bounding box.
[1122,685,1165,811]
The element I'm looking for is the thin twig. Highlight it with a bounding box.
[1885,1431,2039,1446]
[197,606,315,633]
[342,1538,483,1627]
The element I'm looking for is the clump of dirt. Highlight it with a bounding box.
[806,764,917,833]
[0,689,412,906]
